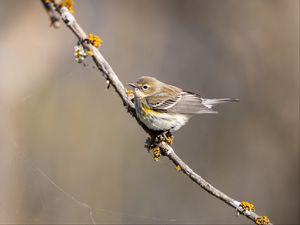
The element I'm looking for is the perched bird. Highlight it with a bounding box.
[128,76,238,135]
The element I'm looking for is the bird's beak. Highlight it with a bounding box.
[128,83,137,88]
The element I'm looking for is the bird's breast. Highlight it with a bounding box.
[134,98,190,131]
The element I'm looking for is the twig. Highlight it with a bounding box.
[40,1,272,224]
[158,142,269,224]
[40,0,61,28]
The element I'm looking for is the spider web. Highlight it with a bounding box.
[11,140,177,224]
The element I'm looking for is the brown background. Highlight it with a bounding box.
[0,0,299,224]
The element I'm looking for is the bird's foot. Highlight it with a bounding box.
[156,131,174,145]
[144,131,174,161]
[165,132,174,145]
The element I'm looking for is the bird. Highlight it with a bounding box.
[128,76,238,140]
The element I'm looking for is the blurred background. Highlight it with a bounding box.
[0,0,299,224]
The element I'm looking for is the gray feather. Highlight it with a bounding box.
[201,98,240,109]
[146,88,238,115]
[170,92,217,114]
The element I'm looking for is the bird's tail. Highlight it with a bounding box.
[201,98,239,109]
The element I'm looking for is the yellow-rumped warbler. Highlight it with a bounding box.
[128,76,238,133]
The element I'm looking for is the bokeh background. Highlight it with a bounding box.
[0,0,299,224]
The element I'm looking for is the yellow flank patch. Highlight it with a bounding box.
[142,106,159,116]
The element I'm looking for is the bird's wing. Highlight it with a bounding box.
[170,91,218,114]
[147,91,217,114]
[146,90,182,111]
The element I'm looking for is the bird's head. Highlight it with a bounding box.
[128,76,161,98]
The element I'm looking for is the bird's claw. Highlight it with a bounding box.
[157,131,174,145]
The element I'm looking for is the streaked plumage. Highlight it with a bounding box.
[128,76,238,132]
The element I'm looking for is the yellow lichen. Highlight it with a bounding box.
[175,165,181,171]
[87,50,94,56]
[240,201,255,212]
[126,89,134,99]
[256,216,270,225]
[61,0,75,14]
[152,146,161,161]
[88,33,103,48]
[166,135,173,145]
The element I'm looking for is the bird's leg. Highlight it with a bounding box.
[160,131,173,145]
[154,133,164,143]
[154,131,174,145]
[145,131,174,161]
[162,132,168,141]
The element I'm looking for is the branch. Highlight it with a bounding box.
[40,0,61,28]
[40,1,272,225]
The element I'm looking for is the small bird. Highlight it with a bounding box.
[128,76,238,136]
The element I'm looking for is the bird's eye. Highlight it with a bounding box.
[142,85,149,90]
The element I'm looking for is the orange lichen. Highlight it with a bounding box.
[88,33,103,48]
[87,50,94,56]
[240,201,256,212]
[175,165,181,171]
[126,89,134,99]
[152,146,161,161]
[256,216,270,225]
[61,0,74,14]
[166,135,173,145]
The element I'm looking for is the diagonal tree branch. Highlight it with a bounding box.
[40,1,272,224]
